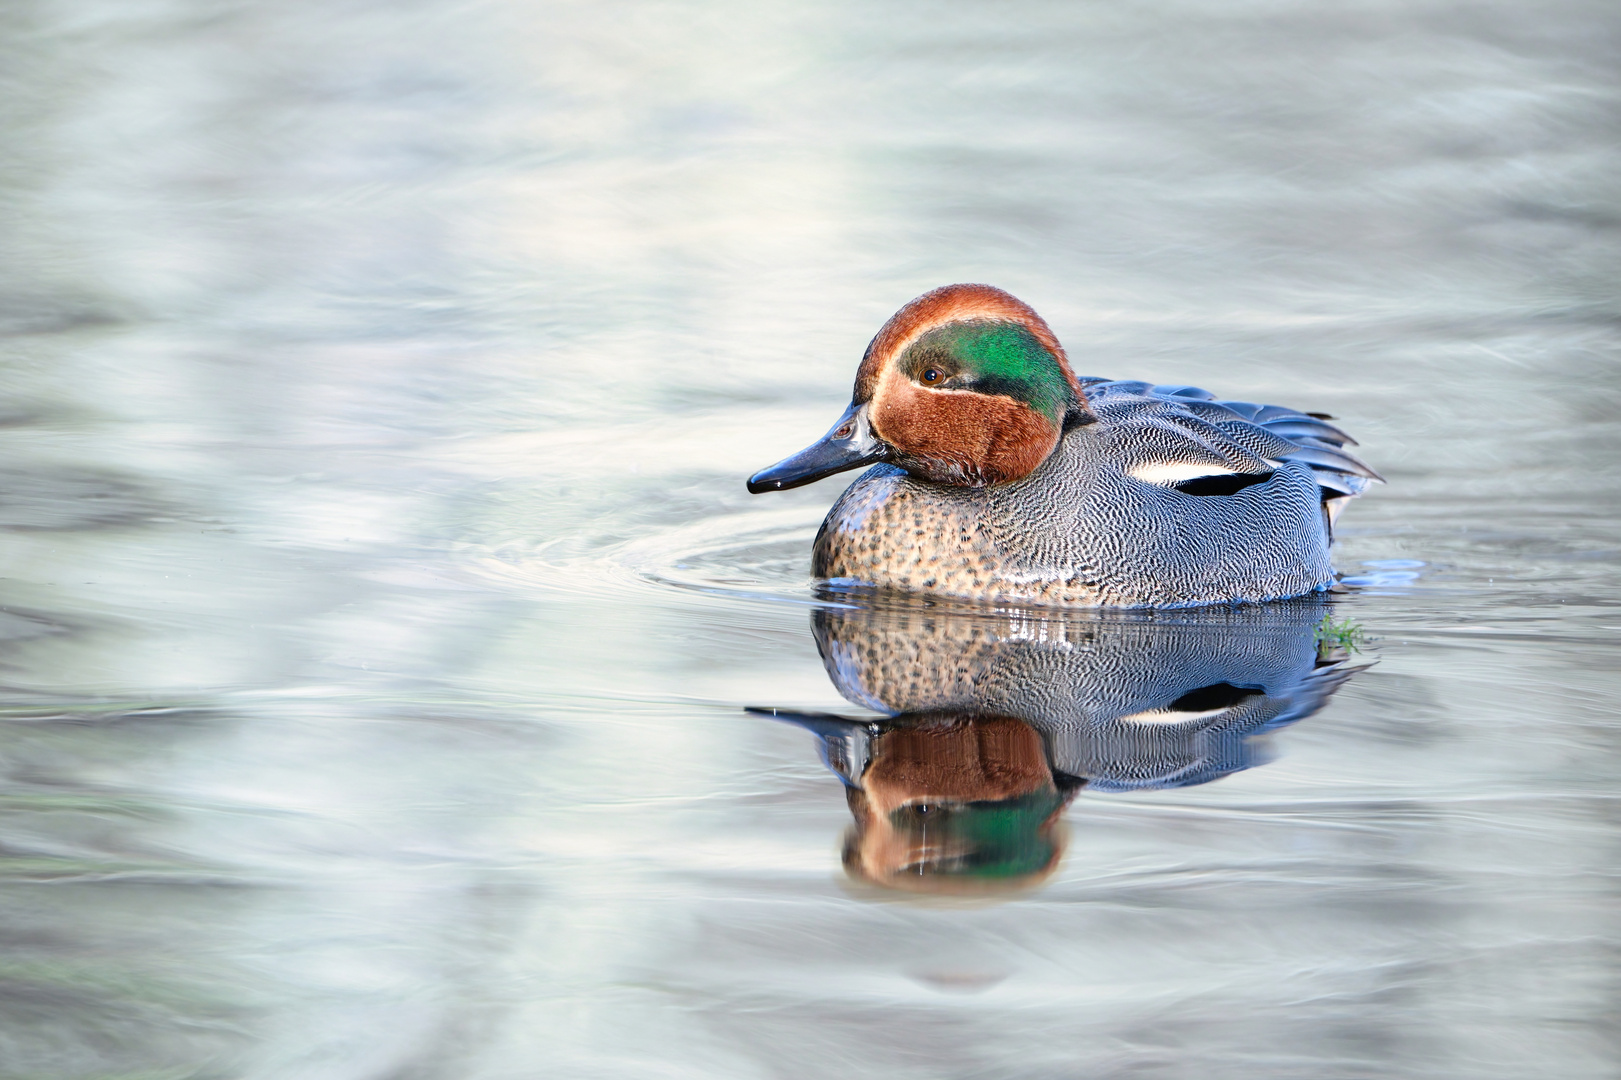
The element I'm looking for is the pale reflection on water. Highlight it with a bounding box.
[1,0,1619,1076]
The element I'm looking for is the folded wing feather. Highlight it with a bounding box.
[1082,379,1381,500]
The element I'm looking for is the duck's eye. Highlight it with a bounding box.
[921,368,944,385]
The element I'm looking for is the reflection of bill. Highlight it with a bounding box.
[756,597,1367,895]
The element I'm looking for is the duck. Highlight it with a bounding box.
[747,283,1381,607]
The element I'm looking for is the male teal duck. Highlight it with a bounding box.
[747,284,1381,607]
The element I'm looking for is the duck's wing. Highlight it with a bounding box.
[1078,378,1382,500]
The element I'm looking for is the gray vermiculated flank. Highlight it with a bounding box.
[813,379,1378,607]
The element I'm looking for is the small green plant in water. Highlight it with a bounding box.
[1315,613,1367,655]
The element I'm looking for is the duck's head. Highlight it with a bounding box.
[748,284,1092,492]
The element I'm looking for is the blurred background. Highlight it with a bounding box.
[0,0,1619,1076]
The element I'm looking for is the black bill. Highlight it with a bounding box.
[747,402,887,493]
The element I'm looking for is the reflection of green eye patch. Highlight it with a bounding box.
[887,790,1064,879]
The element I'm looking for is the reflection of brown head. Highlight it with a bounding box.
[842,714,1076,895]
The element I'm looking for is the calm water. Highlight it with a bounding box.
[2,0,1620,1076]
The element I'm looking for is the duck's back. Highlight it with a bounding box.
[814,379,1379,608]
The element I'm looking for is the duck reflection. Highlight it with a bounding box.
[759,598,1364,894]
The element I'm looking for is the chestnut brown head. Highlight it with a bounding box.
[749,284,1091,492]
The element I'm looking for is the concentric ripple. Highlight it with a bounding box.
[464,506,827,607]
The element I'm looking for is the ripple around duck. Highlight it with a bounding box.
[622,510,827,604]
[1339,559,1427,592]
[464,507,828,608]
[466,514,1449,616]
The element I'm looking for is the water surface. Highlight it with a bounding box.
[1,0,1620,1076]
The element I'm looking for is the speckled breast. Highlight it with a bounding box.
[811,462,1096,603]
